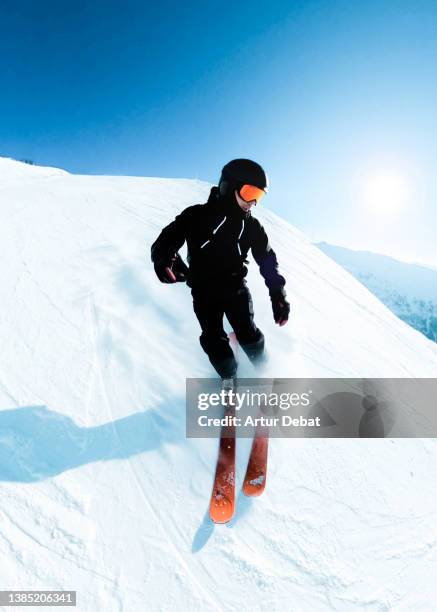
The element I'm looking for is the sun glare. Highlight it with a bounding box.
[363,171,410,215]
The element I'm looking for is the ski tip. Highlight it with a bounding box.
[242,474,267,497]
[242,485,266,497]
[209,495,235,524]
[210,513,234,524]
[210,507,235,524]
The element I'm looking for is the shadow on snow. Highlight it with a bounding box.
[0,404,170,483]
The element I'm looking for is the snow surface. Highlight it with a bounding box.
[1,157,437,611]
[316,242,437,343]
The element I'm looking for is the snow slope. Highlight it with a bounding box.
[316,242,437,343]
[1,157,437,611]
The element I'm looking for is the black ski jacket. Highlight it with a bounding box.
[151,186,286,292]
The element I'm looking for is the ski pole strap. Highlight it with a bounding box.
[164,266,177,282]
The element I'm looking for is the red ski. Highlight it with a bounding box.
[243,426,269,496]
[209,397,236,523]
[243,380,273,497]
[209,334,238,524]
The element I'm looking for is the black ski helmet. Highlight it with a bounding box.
[218,159,269,198]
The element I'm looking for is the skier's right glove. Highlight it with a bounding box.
[270,288,290,326]
[153,253,188,284]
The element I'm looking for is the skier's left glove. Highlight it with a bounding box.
[270,288,290,326]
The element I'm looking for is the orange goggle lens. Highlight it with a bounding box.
[239,184,266,203]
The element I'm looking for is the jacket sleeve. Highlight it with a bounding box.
[150,209,188,264]
[251,220,286,292]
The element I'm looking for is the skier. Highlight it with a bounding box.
[151,159,290,381]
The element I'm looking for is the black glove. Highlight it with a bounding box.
[270,288,290,326]
[154,253,188,284]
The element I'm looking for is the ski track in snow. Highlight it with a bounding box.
[1,158,437,611]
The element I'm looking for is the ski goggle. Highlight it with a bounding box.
[239,184,267,204]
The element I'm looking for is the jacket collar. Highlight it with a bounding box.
[207,186,251,220]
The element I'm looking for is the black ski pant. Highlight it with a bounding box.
[192,283,265,378]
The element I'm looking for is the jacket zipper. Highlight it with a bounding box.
[200,216,227,249]
[199,216,245,255]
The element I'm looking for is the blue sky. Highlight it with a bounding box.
[1,0,436,265]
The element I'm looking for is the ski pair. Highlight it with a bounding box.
[209,391,269,524]
[209,332,270,524]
